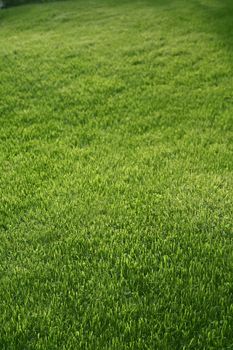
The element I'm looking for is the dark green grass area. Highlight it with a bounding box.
[0,0,233,348]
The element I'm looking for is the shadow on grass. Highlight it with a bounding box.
[148,0,233,54]
[1,0,60,8]
[195,0,233,53]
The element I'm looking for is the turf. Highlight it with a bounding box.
[0,0,233,349]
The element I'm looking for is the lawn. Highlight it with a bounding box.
[0,0,233,349]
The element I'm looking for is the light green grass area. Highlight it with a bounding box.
[0,0,233,348]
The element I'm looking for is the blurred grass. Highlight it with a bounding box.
[0,0,233,349]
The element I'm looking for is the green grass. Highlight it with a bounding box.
[0,0,233,348]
